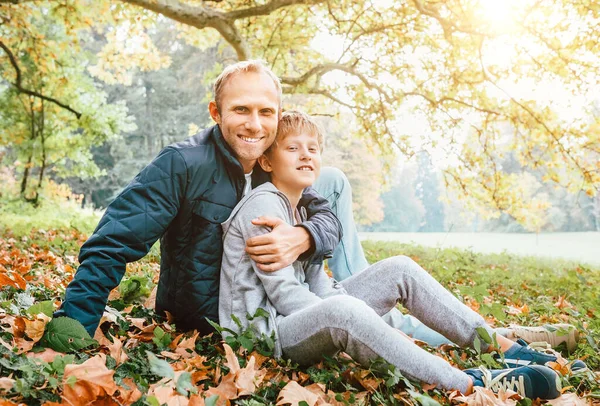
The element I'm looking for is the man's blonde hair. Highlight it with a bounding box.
[268,110,324,153]
[213,60,282,112]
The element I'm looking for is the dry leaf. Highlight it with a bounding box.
[106,334,129,366]
[116,377,142,404]
[235,356,265,396]
[27,348,64,363]
[276,381,321,406]
[205,373,237,403]
[0,377,15,393]
[546,392,587,405]
[449,386,520,406]
[144,285,157,309]
[223,343,240,374]
[24,313,51,343]
[62,354,118,405]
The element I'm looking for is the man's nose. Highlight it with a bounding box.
[245,112,261,133]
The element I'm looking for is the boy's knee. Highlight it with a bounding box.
[321,295,374,327]
[382,255,424,278]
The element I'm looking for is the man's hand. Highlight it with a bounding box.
[246,216,311,272]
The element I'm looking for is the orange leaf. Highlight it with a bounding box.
[116,377,142,404]
[27,348,64,363]
[0,273,18,289]
[24,313,51,343]
[62,354,118,405]
[276,381,320,406]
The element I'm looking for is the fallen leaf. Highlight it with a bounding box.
[24,313,51,342]
[116,377,142,404]
[449,386,520,405]
[547,392,587,405]
[27,348,65,363]
[0,377,15,393]
[276,381,321,406]
[106,334,129,366]
[62,354,118,405]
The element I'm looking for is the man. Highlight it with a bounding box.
[55,60,342,336]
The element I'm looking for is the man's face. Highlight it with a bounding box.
[209,71,280,173]
[259,131,322,195]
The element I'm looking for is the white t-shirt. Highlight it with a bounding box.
[243,171,253,196]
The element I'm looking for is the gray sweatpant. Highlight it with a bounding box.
[277,256,493,393]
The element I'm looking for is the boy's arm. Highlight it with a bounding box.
[54,147,188,336]
[234,194,322,316]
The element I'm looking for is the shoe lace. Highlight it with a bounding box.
[479,367,527,397]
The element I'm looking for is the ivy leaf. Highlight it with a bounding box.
[40,318,97,352]
[27,301,54,317]
[146,351,174,379]
[175,371,197,396]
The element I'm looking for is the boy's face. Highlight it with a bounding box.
[258,131,321,193]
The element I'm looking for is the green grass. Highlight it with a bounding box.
[364,240,600,371]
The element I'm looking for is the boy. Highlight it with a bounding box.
[219,111,563,399]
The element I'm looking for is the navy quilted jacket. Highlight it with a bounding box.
[55,125,342,336]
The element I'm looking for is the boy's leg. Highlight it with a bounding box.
[339,255,495,349]
[278,295,472,393]
[313,167,452,346]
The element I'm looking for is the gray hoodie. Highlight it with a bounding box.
[219,183,346,357]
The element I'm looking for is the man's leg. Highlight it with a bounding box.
[312,167,369,280]
[313,167,452,346]
[278,295,472,393]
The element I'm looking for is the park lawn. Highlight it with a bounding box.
[0,228,597,405]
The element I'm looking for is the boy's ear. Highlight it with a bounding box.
[257,154,273,173]
[208,101,221,124]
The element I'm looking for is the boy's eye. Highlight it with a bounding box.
[287,146,297,151]
[309,147,318,153]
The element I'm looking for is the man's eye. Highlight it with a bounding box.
[261,109,274,115]
[309,148,318,153]
[288,146,297,151]
[235,107,248,112]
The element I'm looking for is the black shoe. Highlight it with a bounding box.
[465,365,561,400]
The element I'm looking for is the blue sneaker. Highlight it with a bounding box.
[502,339,587,372]
[465,365,561,400]
[502,339,557,368]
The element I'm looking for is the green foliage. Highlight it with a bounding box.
[41,317,97,353]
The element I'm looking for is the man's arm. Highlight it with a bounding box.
[54,147,188,336]
[246,187,342,270]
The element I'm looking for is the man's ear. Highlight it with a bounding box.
[257,154,273,173]
[208,101,221,124]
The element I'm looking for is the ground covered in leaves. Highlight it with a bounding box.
[0,228,598,405]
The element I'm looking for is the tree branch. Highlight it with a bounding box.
[226,0,327,20]
[118,0,251,60]
[0,40,82,119]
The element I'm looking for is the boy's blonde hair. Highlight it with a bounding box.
[213,60,282,113]
[269,110,324,153]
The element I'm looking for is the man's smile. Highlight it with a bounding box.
[239,135,263,143]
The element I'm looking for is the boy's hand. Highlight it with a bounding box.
[246,216,311,272]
